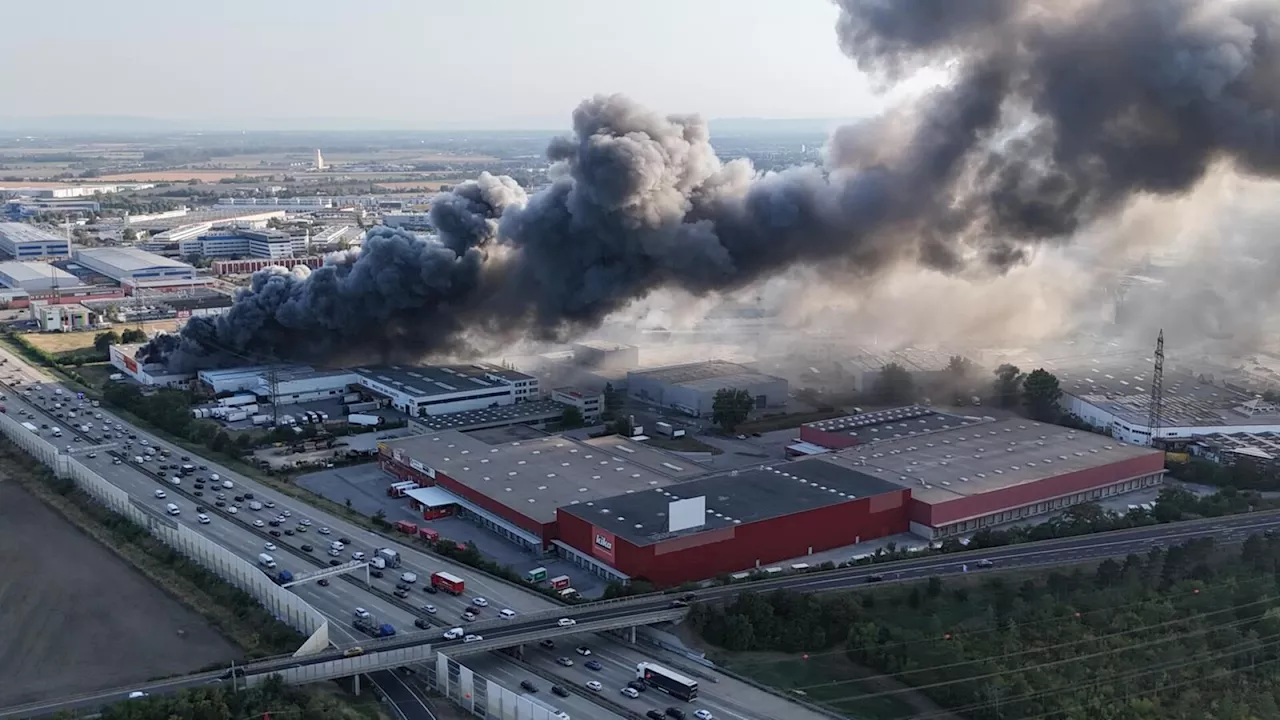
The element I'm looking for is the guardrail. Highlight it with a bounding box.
[0,409,330,658]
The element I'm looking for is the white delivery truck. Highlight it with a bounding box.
[165,503,181,516]
[248,500,263,511]
[258,553,276,569]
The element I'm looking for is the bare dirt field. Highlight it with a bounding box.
[22,320,181,355]
[97,170,280,182]
[0,478,238,707]
[372,181,451,190]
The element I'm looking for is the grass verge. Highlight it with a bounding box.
[719,651,934,720]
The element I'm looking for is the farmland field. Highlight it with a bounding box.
[22,320,181,355]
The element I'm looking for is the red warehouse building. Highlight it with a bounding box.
[556,458,911,587]
[821,418,1167,538]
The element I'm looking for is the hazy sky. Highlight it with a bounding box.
[2,0,881,129]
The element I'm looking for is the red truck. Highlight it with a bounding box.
[431,571,465,595]
[550,574,572,591]
[394,520,418,534]
[419,527,439,543]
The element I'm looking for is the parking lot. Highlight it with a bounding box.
[296,464,608,598]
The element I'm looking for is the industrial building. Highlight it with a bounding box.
[379,429,700,553]
[420,400,568,432]
[627,360,788,417]
[108,343,195,388]
[181,228,310,260]
[572,341,640,371]
[1054,360,1280,446]
[1187,431,1280,465]
[352,364,539,417]
[211,256,325,275]
[29,300,96,331]
[551,387,603,424]
[0,223,70,259]
[556,459,911,586]
[0,261,80,292]
[799,406,986,451]
[72,247,198,292]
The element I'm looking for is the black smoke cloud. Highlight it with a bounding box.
[145,0,1280,371]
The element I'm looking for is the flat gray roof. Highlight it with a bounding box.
[804,405,985,442]
[828,418,1161,506]
[561,458,904,546]
[1055,359,1264,427]
[0,223,67,245]
[354,363,535,400]
[629,360,761,385]
[382,430,689,524]
[0,261,78,284]
[75,246,191,272]
[422,399,566,431]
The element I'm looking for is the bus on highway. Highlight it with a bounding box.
[636,662,698,701]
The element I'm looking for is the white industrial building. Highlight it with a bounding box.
[551,387,603,424]
[182,228,307,260]
[1058,360,1280,446]
[198,365,301,395]
[108,344,195,388]
[352,363,539,417]
[73,247,196,285]
[254,369,356,405]
[0,223,70,260]
[572,341,640,371]
[627,360,789,417]
[0,261,79,292]
[381,213,433,231]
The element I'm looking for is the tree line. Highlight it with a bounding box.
[57,675,379,720]
[692,534,1280,720]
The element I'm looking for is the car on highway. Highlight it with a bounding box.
[343,647,365,658]
[227,506,239,515]
[299,518,311,525]
[423,585,438,594]
[338,536,351,544]
[520,680,538,693]
[865,574,885,583]
[500,608,516,618]
[977,558,995,568]
[113,458,122,465]
[318,526,330,534]
[463,634,483,643]
[540,639,556,649]
[198,514,211,524]
[576,645,591,656]
[154,489,166,499]
[621,687,640,699]
[443,628,463,640]
[370,569,383,578]
[194,490,204,497]
[627,680,646,692]
[301,544,314,552]
[269,520,281,527]
[295,525,307,533]
[253,520,265,527]
[647,711,665,720]
[352,551,366,561]
[332,560,344,567]
[199,465,208,470]
[694,710,714,720]
[666,708,687,720]
[264,501,275,508]
[87,452,97,458]
[281,510,291,517]
[422,604,436,614]
[318,579,329,586]
[269,530,281,537]
[354,608,371,619]
[264,542,277,551]
[472,596,489,607]
[557,618,575,627]
[414,618,432,629]
[127,691,148,700]
[552,685,570,698]
[586,681,602,692]
[395,588,409,598]
[284,529,294,535]
[556,657,573,667]
[585,660,603,671]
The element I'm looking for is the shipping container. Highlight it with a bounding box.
[219,394,258,408]
[348,413,384,427]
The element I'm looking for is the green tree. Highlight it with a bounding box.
[93,330,120,353]
[872,363,916,405]
[1022,368,1063,421]
[611,415,633,438]
[993,363,1024,407]
[712,387,754,432]
[603,382,624,420]
[560,406,585,429]
[947,355,974,379]
[120,328,147,343]
[121,227,137,241]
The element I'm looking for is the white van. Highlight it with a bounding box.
[221,480,233,490]
[258,553,276,569]
[134,456,144,464]
[329,541,345,552]
[248,500,263,511]
[210,473,221,482]
[169,477,181,486]
[165,503,180,516]
[401,572,417,584]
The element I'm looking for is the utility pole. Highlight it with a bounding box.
[1148,329,1164,448]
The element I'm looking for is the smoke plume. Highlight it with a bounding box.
[145,0,1280,371]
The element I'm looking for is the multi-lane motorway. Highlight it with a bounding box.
[6,344,1280,720]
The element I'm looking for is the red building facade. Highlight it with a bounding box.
[556,489,910,586]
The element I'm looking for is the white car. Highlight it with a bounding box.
[300,518,312,526]
[154,489,167,499]
[328,548,341,557]
[318,527,331,535]
[423,604,437,614]
[443,628,464,640]
[253,520,265,527]
[621,687,639,699]
[197,514,211,524]
[264,542,277,551]
[500,609,517,618]
[354,608,371,619]
[281,510,291,517]
[227,506,238,515]
[352,552,366,561]
[264,501,275,508]
[472,597,488,607]
[694,710,714,720]
[463,634,483,643]
[141,439,149,445]
[557,618,576,627]
[586,681,602,692]
[127,691,148,699]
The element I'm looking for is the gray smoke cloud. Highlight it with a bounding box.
[144,0,1280,371]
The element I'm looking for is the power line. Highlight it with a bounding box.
[793,595,1280,696]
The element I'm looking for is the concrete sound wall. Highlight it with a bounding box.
[0,411,329,654]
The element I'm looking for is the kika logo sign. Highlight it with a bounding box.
[591,527,616,561]
[594,534,613,552]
